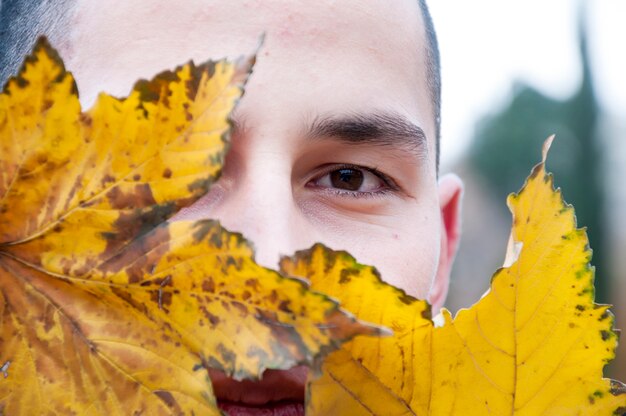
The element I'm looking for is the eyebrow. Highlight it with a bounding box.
[304,112,429,160]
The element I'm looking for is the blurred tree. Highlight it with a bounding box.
[469,13,608,302]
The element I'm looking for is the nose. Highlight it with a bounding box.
[173,146,313,270]
[214,163,297,267]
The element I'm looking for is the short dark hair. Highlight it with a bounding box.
[417,0,442,168]
[0,0,71,86]
[0,0,441,166]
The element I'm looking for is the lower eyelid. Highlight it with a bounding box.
[307,182,394,199]
[333,188,393,198]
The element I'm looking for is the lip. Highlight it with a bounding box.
[210,366,306,415]
[218,401,304,416]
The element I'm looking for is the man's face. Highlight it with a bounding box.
[62,0,462,411]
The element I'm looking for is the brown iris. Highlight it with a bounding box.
[330,168,364,191]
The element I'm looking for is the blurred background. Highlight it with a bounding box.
[430,0,626,379]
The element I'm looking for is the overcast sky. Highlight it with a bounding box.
[429,0,626,168]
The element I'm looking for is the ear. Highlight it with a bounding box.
[428,173,463,312]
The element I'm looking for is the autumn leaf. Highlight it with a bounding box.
[282,245,433,415]
[0,39,382,415]
[282,137,626,415]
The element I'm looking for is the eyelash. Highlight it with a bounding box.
[308,163,400,199]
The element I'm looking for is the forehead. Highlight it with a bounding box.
[68,0,424,61]
[66,0,433,150]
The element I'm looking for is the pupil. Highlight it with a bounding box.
[330,168,363,191]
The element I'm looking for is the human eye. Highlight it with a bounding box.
[306,164,399,198]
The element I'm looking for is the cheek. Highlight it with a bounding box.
[366,223,440,299]
[301,200,441,299]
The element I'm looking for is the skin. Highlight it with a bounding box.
[60,0,463,410]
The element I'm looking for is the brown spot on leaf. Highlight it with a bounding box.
[339,268,358,284]
[111,287,147,315]
[191,220,215,243]
[106,183,156,210]
[133,70,179,103]
[206,356,225,372]
[64,175,84,211]
[399,293,415,305]
[421,306,432,320]
[278,300,293,314]
[186,61,216,100]
[101,174,116,188]
[268,290,278,304]
[162,168,172,179]
[154,390,180,411]
[232,301,248,315]
[245,279,259,290]
[79,113,93,127]
[99,204,175,263]
[200,306,220,327]
[255,309,307,362]
[217,343,236,368]
[210,231,223,249]
[42,304,56,333]
[202,277,215,293]
[187,177,212,194]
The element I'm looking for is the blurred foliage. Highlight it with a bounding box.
[469,21,608,302]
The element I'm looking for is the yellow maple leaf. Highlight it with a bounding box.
[282,137,626,415]
[0,39,381,415]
